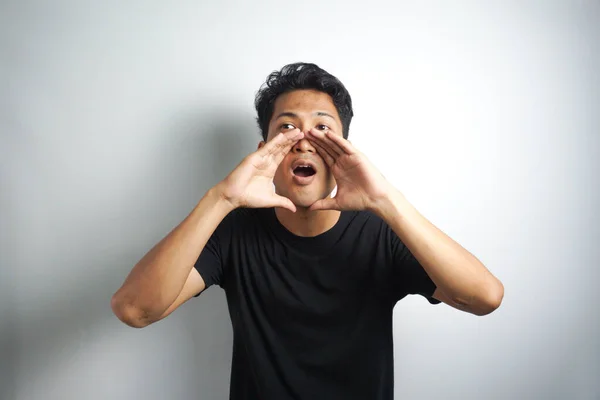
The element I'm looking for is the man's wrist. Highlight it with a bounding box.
[205,184,238,214]
[371,188,413,223]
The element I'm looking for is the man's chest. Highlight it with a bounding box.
[223,239,382,326]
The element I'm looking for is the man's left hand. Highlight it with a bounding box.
[306,128,395,212]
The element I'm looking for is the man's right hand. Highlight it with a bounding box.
[216,129,303,212]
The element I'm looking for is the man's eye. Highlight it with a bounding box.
[281,123,296,130]
[316,124,329,131]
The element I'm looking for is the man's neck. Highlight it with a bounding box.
[274,207,341,237]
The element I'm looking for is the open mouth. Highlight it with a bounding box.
[293,165,316,177]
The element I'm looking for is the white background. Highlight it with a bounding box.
[1,1,598,399]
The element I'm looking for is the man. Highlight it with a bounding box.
[111,62,504,399]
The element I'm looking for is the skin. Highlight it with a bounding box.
[260,89,344,237]
[260,89,504,315]
[111,89,504,329]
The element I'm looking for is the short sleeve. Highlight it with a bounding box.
[388,229,441,305]
[194,231,223,292]
[193,210,236,295]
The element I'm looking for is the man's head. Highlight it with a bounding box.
[255,63,354,209]
[255,62,354,141]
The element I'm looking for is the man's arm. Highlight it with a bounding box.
[375,190,504,316]
[304,128,504,316]
[111,129,305,328]
[155,268,207,322]
[111,188,234,328]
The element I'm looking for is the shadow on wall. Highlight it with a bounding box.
[11,107,260,399]
[0,173,17,400]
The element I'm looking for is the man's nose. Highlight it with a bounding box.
[292,136,316,153]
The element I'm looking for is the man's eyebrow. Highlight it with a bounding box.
[274,112,298,120]
[274,111,336,120]
[315,112,336,120]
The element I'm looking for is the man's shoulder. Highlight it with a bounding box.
[347,209,387,229]
[218,207,270,233]
[340,209,397,245]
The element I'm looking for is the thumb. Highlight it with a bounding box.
[272,194,297,213]
[309,198,340,211]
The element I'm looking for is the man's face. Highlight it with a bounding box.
[260,89,343,209]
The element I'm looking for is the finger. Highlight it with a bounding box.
[306,129,344,158]
[260,129,303,158]
[309,139,335,167]
[272,129,304,157]
[324,130,356,155]
[306,129,340,157]
[272,194,297,212]
[309,198,340,211]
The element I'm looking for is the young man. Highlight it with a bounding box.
[111,63,504,399]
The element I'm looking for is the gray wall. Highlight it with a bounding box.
[1,1,598,399]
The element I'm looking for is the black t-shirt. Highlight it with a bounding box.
[195,207,440,400]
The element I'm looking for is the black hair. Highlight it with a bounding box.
[254,62,354,141]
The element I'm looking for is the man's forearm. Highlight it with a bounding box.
[374,189,504,315]
[112,186,235,323]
